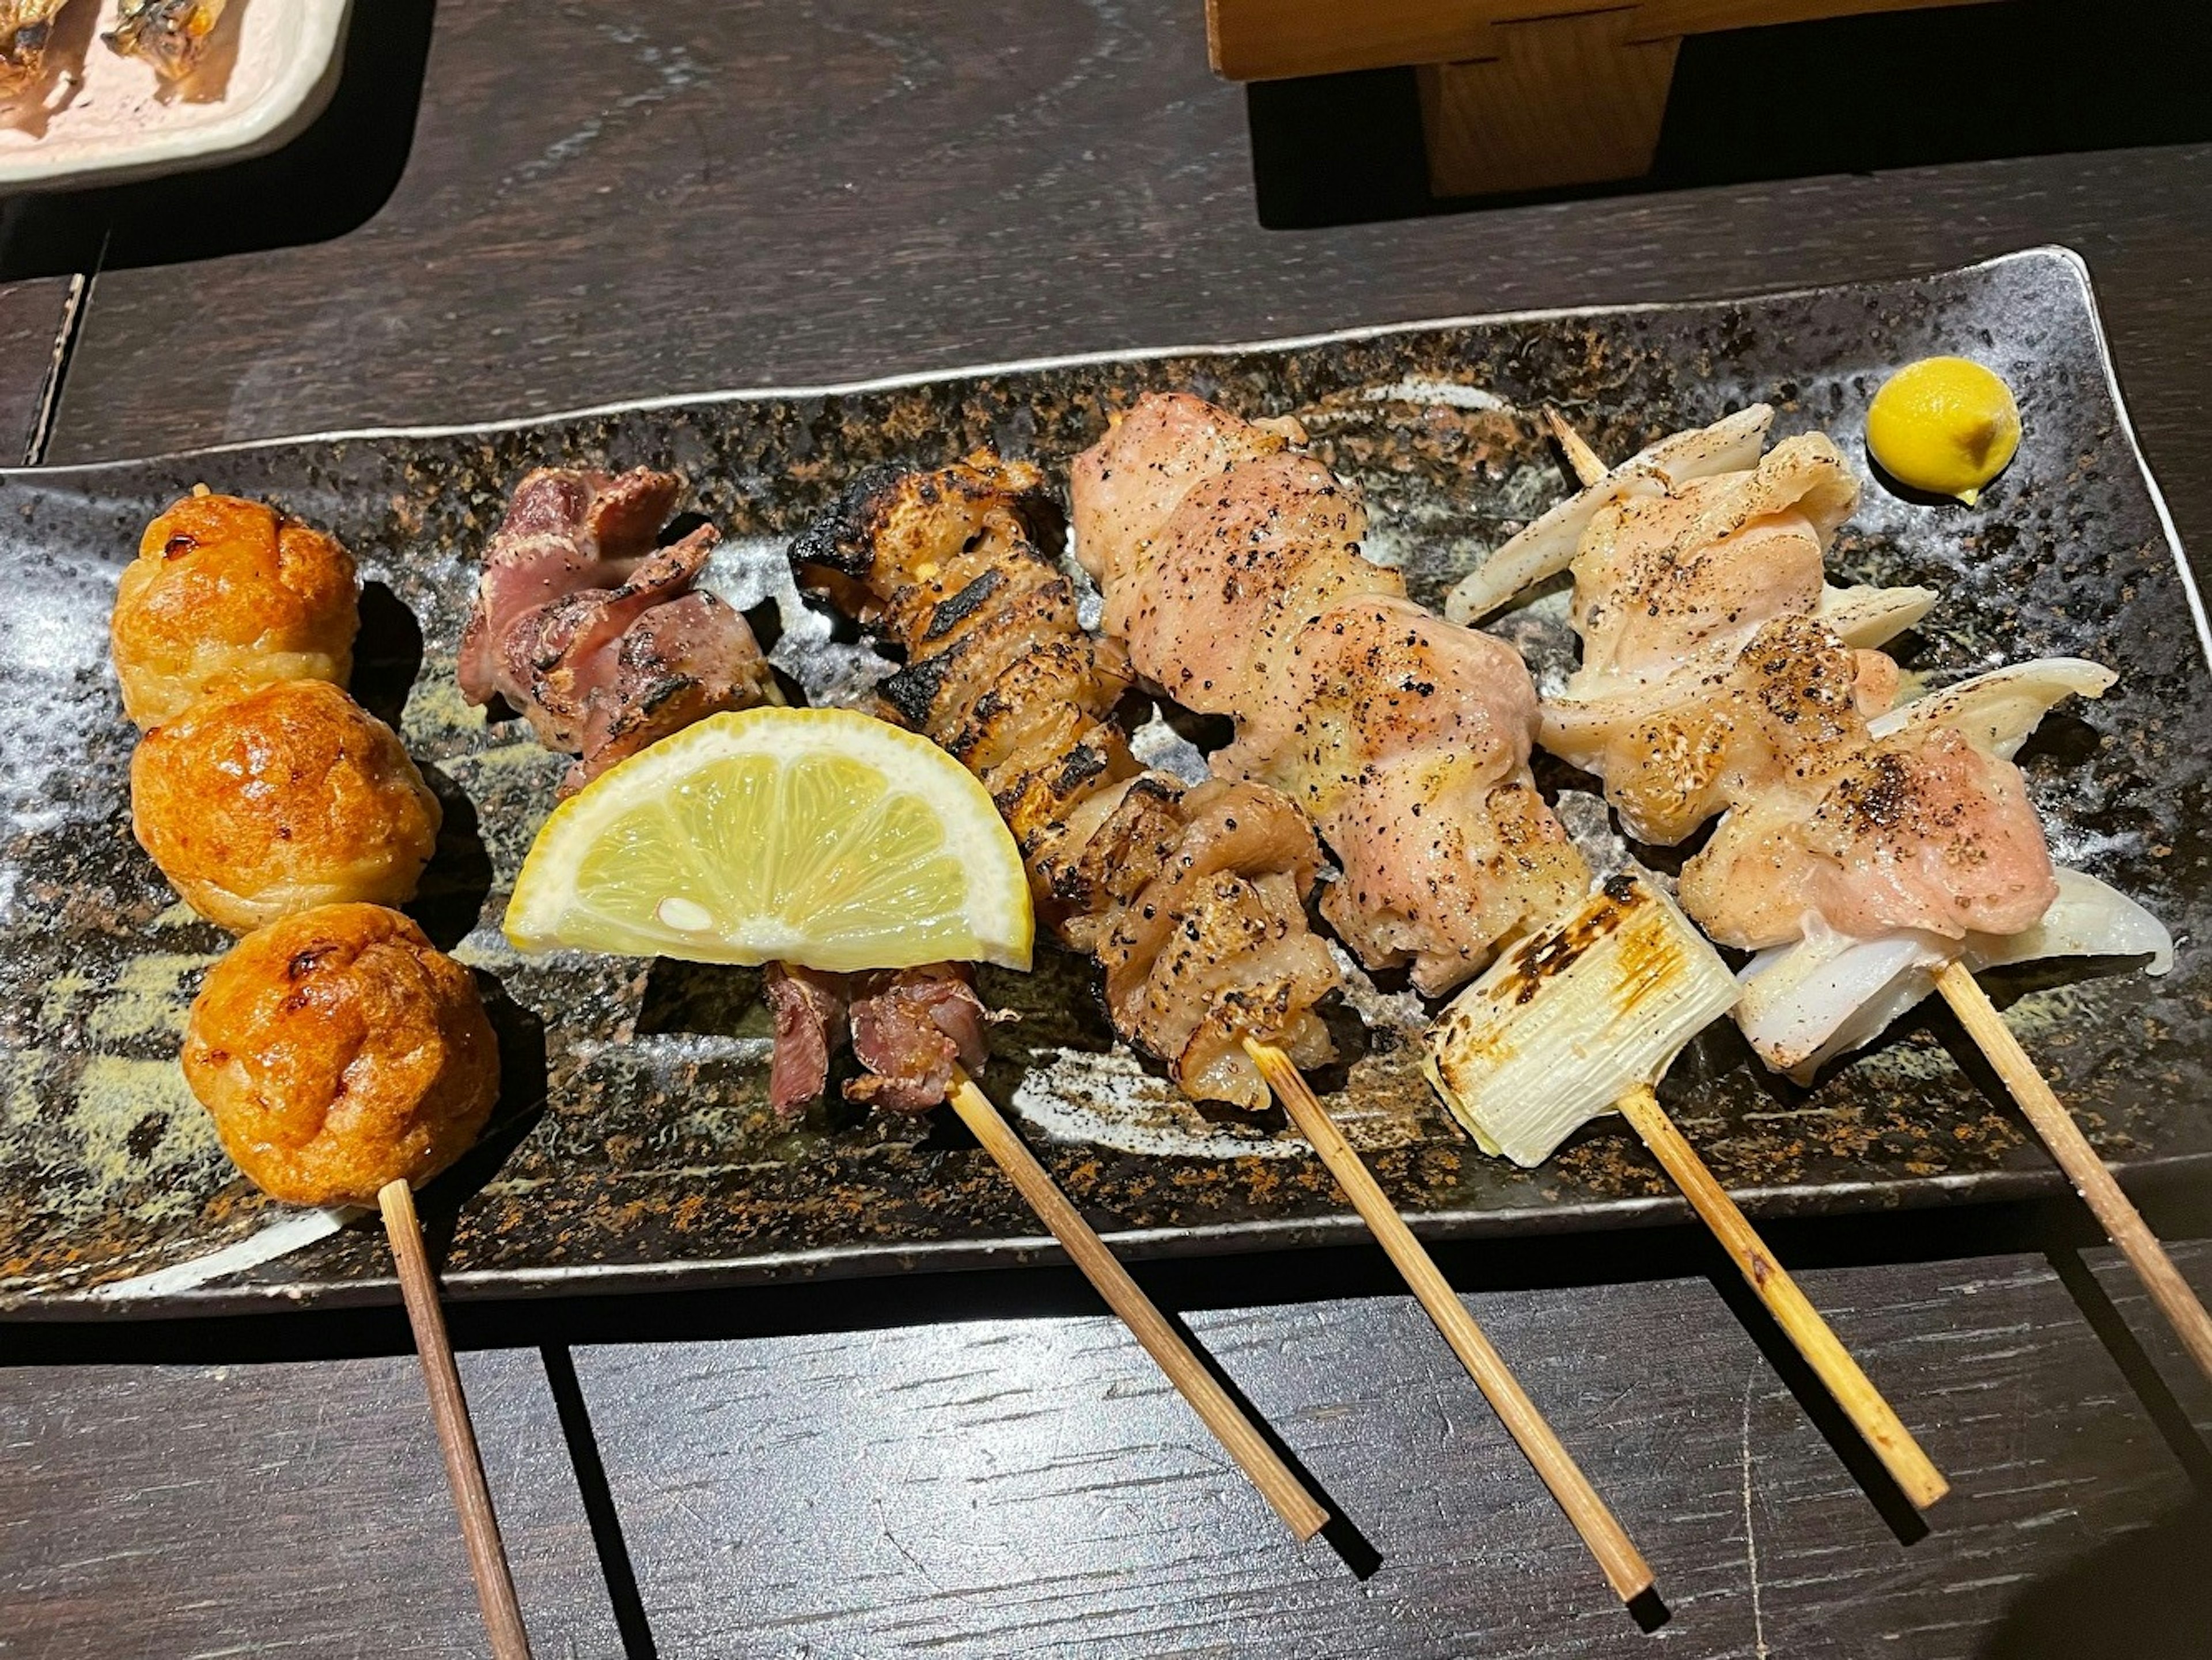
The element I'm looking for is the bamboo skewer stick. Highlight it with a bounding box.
[1612,1088,1948,1507]
[1244,1038,1654,1604]
[379,1179,536,1660]
[1528,410,1949,1511]
[1542,406,1609,486]
[1936,963,2212,1385]
[945,1071,1331,1542]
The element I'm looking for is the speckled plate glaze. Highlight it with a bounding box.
[4,246,2206,1318]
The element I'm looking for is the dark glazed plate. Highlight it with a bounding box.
[3,247,2206,1318]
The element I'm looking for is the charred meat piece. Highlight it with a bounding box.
[459,467,772,793]
[847,965,994,1113]
[793,454,1339,1108]
[104,0,226,79]
[1,0,69,90]
[764,963,850,1119]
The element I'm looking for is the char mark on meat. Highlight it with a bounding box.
[791,451,1339,1108]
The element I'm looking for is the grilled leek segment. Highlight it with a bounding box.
[1423,874,1738,1167]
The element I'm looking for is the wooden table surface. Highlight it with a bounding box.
[6,3,2212,1655]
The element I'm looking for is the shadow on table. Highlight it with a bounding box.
[1975,1500,2212,1658]
[1249,0,2212,228]
[2046,1247,2212,1499]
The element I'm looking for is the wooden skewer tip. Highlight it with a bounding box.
[1541,406,1609,488]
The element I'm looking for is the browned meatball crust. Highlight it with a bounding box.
[181,905,499,1206]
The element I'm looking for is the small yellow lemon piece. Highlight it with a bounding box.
[505,706,1032,973]
[1866,356,2021,505]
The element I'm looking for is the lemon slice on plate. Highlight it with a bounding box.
[505,707,1032,972]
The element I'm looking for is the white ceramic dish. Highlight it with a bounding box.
[0,0,350,192]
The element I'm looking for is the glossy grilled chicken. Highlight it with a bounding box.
[458,467,772,794]
[1071,393,1585,994]
[792,454,1339,1107]
[1679,721,2059,950]
[1542,614,1901,846]
[1502,412,2059,954]
[1569,433,1860,691]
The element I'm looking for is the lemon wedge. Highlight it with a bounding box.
[505,707,1032,972]
[1866,356,2021,505]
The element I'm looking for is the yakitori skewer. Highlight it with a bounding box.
[1521,406,2212,1390]
[460,467,1331,1544]
[117,491,536,1654]
[948,1071,1329,1540]
[787,458,1631,1578]
[1424,880,1948,1510]
[1071,393,1945,1512]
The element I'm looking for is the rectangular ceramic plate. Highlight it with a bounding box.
[4,246,2207,1319]
[0,0,349,192]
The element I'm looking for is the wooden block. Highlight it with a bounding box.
[1417,11,1681,198]
[1626,0,2006,41]
[1207,0,2008,82]
[1207,0,1510,80]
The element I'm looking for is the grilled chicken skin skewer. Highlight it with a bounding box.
[1071,393,1585,993]
[791,454,1340,1109]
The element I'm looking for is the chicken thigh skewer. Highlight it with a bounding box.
[1520,411,2212,1387]
[1075,395,1947,1516]
[792,453,1666,1576]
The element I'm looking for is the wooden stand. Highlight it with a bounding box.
[1206,0,2001,198]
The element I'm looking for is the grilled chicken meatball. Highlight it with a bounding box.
[131,679,441,932]
[182,905,498,1206]
[110,490,359,729]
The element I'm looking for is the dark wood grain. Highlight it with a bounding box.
[0,277,69,463]
[12,0,2212,1654]
[41,5,2212,546]
[571,1242,2211,1658]
[0,1348,625,1658]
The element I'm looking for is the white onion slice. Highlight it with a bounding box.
[1868,657,2116,756]
[1445,406,1775,624]
[1735,869,2172,1083]
[1815,583,1941,649]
